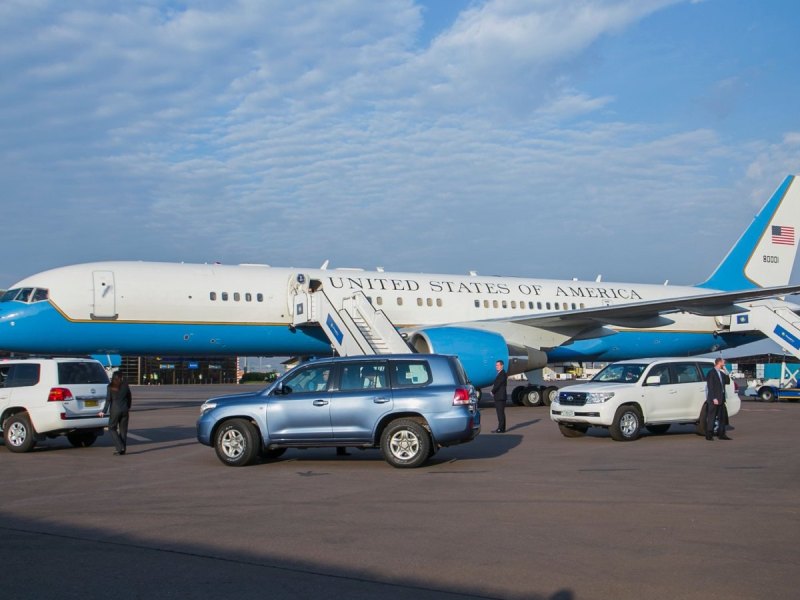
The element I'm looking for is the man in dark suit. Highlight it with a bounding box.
[102,371,133,455]
[492,360,508,433]
[705,357,731,441]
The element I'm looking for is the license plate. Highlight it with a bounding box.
[563,409,574,417]
[84,400,98,407]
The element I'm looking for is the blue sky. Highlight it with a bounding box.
[1,0,798,290]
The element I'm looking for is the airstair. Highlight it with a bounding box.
[290,275,411,357]
[729,303,800,361]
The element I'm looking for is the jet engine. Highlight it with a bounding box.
[409,326,547,388]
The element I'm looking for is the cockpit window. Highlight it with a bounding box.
[0,288,49,303]
[1,289,21,302]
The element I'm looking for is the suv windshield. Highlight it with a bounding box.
[592,363,646,384]
[58,362,109,385]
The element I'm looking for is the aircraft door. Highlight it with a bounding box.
[287,273,310,319]
[92,271,117,319]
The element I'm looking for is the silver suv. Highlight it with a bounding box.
[197,354,480,468]
[0,358,109,452]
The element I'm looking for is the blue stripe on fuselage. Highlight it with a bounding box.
[0,301,332,356]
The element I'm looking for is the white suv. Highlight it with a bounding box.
[550,358,739,441]
[0,358,110,452]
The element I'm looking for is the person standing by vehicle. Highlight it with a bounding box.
[705,358,731,441]
[102,372,132,454]
[492,360,508,433]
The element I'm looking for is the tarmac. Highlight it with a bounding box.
[1,384,798,600]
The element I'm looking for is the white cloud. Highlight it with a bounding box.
[0,0,790,289]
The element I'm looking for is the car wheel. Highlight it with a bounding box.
[758,387,775,402]
[521,386,542,407]
[558,423,589,438]
[543,386,559,407]
[214,419,259,466]
[3,412,37,453]
[381,418,431,468]
[260,447,287,460]
[645,424,670,435]
[609,405,642,441]
[67,431,98,448]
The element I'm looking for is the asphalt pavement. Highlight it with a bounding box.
[1,384,798,600]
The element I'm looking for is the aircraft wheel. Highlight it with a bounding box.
[511,385,526,406]
[542,386,559,407]
[521,386,542,407]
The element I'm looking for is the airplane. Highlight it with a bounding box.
[2,175,800,397]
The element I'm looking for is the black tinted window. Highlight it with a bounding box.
[6,364,41,388]
[281,364,332,394]
[447,357,469,385]
[58,362,109,385]
[645,364,672,385]
[673,363,702,384]
[391,361,432,388]
[339,362,388,391]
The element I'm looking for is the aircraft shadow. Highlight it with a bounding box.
[0,512,577,600]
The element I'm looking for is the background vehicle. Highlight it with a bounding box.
[0,357,109,452]
[550,358,739,441]
[197,354,480,468]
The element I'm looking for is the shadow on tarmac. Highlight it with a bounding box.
[0,513,577,600]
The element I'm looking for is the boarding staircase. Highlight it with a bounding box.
[729,303,800,360]
[291,284,411,357]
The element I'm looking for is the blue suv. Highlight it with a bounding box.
[197,354,480,468]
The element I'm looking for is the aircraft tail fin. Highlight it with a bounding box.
[698,175,800,291]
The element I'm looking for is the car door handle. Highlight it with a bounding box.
[313,399,329,406]
[373,397,390,404]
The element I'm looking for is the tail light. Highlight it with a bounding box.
[48,387,74,402]
[453,387,472,405]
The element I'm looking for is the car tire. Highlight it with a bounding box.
[558,423,589,438]
[521,386,542,407]
[543,386,559,407]
[381,418,431,468]
[609,405,642,441]
[214,419,259,466]
[67,431,98,448]
[3,412,37,453]
[645,424,670,435]
[260,447,287,461]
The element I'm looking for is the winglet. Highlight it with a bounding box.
[698,175,800,291]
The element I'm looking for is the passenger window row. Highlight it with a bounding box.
[472,299,586,311]
[209,292,264,303]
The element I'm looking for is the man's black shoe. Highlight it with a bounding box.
[719,435,732,440]
[493,429,505,433]
[705,436,714,441]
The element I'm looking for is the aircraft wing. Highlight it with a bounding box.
[504,283,800,329]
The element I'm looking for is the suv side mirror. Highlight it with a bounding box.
[645,375,661,386]
[273,382,291,396]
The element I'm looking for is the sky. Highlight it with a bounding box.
[1,0,799,291]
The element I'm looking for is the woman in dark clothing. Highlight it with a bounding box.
[103,372,132,455]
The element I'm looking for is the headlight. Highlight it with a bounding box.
[585,392,615,404]
[200,401,217,415]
